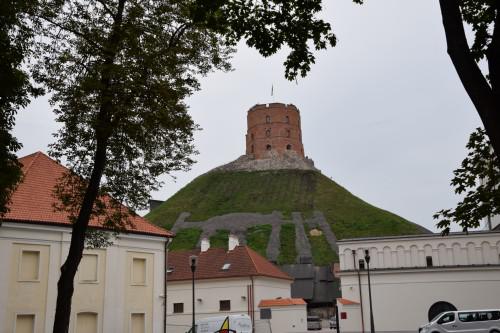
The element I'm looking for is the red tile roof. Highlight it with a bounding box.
[258,298,306,307]
[2,151,173,238]
[337,298,359,305]
[167,246,292,281]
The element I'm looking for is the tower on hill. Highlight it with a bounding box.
[246,103,305,159]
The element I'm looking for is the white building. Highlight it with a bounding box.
[166,236,307,333]
[0,152,173,333]
[336,231,500,333]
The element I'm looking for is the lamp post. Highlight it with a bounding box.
[189,255,198,333]
[364,249,375,333]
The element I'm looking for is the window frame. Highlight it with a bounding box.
[78,253,99,284]
[173,303,184,314]
[14,313,36,333]
[260,308,272,320]
[131,257,147,286]
[219,300,231,312]
[130,312,146,333]
[18,249,41,282]
[426,256,433,267]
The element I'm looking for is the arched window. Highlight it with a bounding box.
[428,301,457,322]
[266,115,271,123]
[251,145,254,153]
[286,129,291,138]
[285,116,289,123]
[266,144,272,150]
[266,129,271,137]
[250,133,254,140]
[286,144,292,150]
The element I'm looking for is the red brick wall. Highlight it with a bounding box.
[246,103,305,159]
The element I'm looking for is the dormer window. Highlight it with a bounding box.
[222,263,231,271]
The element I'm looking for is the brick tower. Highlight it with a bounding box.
[246,103,305,159]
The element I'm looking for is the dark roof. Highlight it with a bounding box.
[167,246,292,282]
[2,152,172,238]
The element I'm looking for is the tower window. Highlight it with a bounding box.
[286,144,292,150]
[266,144,272,150]
[266,115,271,123]
[286,129,290,138]
[266,129,271,137]
[251,145,254,153]
[285,116,289,123]
[251,133,254,140]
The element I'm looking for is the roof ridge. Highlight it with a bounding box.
[20,151,43,174]
[244,246,261,275]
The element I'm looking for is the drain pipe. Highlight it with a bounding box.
[164,238,172,333]
[352,250,365,333]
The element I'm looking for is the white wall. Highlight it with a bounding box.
[264,305,307,333]
[337,233,500,333]
[0,222,167,333]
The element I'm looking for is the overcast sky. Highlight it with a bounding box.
[14,0,483,232]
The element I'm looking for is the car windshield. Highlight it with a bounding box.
[431,313,449,323]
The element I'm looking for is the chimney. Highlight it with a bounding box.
[201,238,210,252]
[228,234,239,251]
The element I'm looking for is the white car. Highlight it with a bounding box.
[419,309,500,333]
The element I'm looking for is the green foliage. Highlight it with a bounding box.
[188,0,337,80]
[435,128,500,234]
[0,0,41,216]
[210,229,229,249]
[246,224,272,257]
[170,228,202,251]
[459,0,497,62]
[146,170,425,239]
[303,224,338,265]
[277,223,297,265]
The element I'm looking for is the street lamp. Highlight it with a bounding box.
[364,249,375,333]
[190,255,198,333]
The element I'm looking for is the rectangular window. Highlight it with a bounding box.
[19,250,40,281]
[219,300,231,311]
[173,303,184,314]
[131,313,145,333]
[132,258,146,285]
[426,256,433,267]
[260,308,272,319]
[79,254,98,282]
[76,312,97,333]
[16,314,35,333]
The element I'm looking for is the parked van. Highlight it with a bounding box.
[193,314,252,333]
[307,316,322,330]
[419,309,500,333]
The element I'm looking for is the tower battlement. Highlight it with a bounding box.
[246,102,305,159]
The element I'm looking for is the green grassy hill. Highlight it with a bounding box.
[146,170,425,240]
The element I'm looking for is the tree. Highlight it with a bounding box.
[0,0,41,217]
[28,1,336,332]
[439,1,500,164]
[434,128,500,234]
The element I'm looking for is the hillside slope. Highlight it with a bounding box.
[146,170,425,240]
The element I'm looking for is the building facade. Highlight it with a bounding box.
[0,152,173,333]
[337,232,500,333]
[166,237,306,333]
[246,103,305,159]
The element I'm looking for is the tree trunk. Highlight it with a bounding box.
[439,0,500,164]
[52,140,108,333]
[51,1,127,332]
